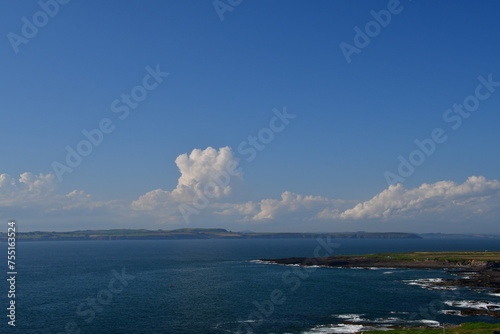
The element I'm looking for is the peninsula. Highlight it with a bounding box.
[261,251,500,319]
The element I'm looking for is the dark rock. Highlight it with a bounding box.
[460,309,500,319]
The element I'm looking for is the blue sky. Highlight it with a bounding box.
[1,0,500,233]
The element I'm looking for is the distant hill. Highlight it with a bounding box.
[0,229,421,242]
[420,233,500,239]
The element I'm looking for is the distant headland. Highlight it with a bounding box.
[0,228,422,242]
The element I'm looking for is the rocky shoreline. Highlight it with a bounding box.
[260,253,500,320]
[438,269,500,319]
[261,254,500,271]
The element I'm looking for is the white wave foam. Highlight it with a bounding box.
[422,278,444,283]
[429,285,458,290]
[440,310,463,316]
[249,260,272,264]
[373,317,440,327]
[301,324,365,333]
[420,319,440,327]
[334,314,364,322]
[249,260,306,267]
[307,314,441,334]
[402,278,454,290]
[238,319,258,323]
[444,300,500,310]
[404,278,444,284]
[373,317,402,323]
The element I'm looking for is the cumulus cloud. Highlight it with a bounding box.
[210,191,355,224]
[209,176,500,227]
[0,172,132,229]
[131,148,500,227]
[251,192,350,221]
[340,176,500,220]
[0,172,101,210]
[211,201,258,219]
[0,172,56,206]
[0,147,243,229]
[131,147,353,224]
[131,147,242,216]
[172,146,241,200]
[4,147,500,232]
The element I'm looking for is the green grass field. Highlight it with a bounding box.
[357,251,500,262]
[363,322,500,334]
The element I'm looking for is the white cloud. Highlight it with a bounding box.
[0,172,131,229]
[212,201,258,219]
[210,191,355,224]
[131,147,353,224]
[208,176,500,229]
[131,150,500,229]
[251,191,349,221]
[0,172,100,210]
[174,146,239,200]
[131,189,172,211]
[3,148,500,232]
[0,172,56,206]
[340,176,500,220]
[131,146,242,216]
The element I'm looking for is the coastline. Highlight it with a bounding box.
[260,251,500,276]
[260,251,500,321]
[362,322,500,334]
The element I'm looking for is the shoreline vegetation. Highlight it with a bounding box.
[261,251,500,328]
[364,322,500,334]
[0,228,423,241]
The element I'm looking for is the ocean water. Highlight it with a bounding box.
[3,238,500,333]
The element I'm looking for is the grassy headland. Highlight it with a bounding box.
[263,251,500,269]
[363,322,500,334]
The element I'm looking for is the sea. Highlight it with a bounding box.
[2,237,500,333]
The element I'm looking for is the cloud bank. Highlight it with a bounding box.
[340,176,500,221]
[2,147,499,232]
[0,172,129,229]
